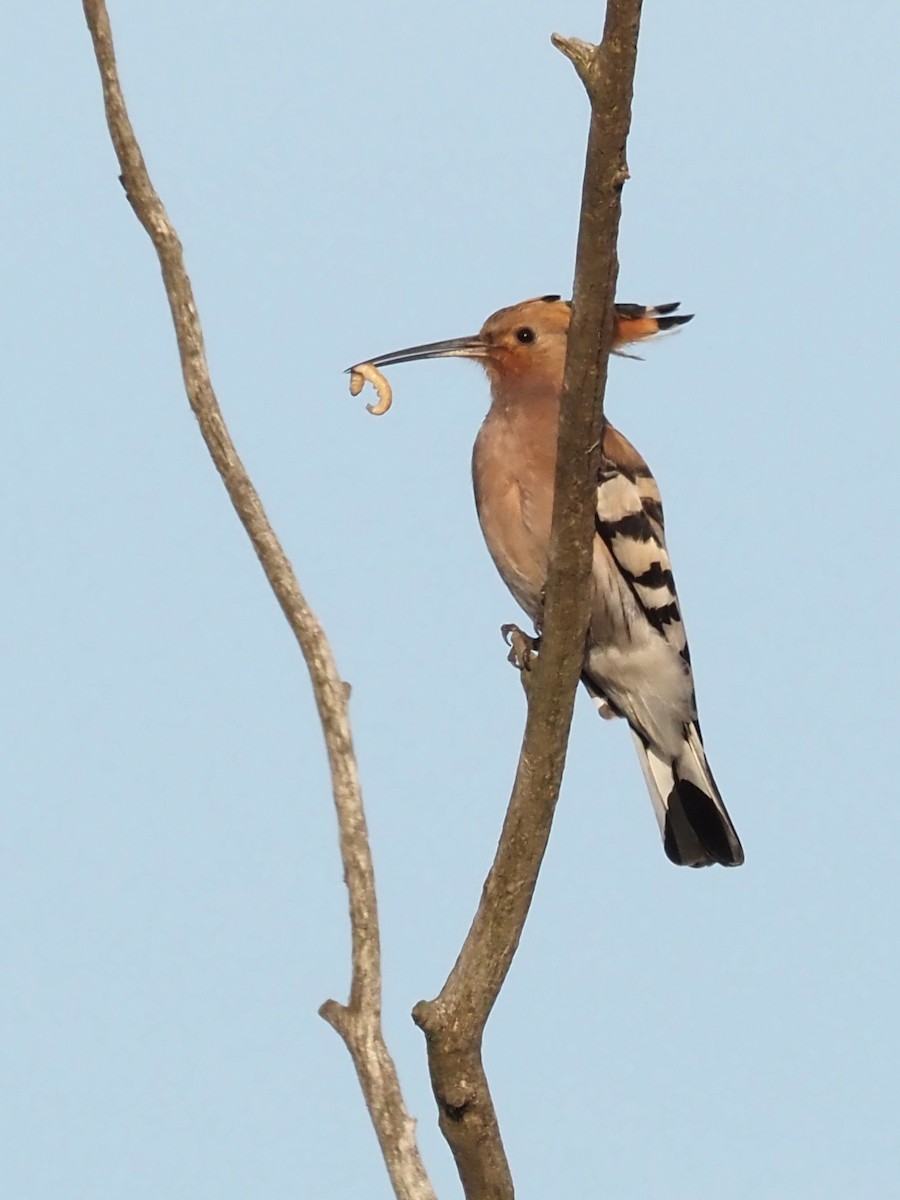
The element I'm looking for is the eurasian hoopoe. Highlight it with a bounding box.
[351,296,743,867]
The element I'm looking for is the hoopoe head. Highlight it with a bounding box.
[476,296,573,392]
[351,296,692,396]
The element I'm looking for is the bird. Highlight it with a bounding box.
[350,296,743,867]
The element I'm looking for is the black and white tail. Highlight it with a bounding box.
[632,724,744,868]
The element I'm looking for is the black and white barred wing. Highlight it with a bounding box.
[584,452,744,868]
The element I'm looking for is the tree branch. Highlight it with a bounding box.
[412,4,643,1198]
[81,5,435,1198]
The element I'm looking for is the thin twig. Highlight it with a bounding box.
[80,5,435,1198]
[412,4,644,1198]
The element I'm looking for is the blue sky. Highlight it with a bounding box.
[4,2,900,1197]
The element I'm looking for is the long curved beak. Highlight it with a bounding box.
[346,334,486,373]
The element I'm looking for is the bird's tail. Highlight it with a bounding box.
[631,724,744,868]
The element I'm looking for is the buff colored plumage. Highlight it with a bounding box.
[349,297,743,867]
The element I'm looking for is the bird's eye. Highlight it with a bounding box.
[516,327,536,344]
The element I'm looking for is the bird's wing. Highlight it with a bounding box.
[586,424,744,868]
[593,423,688,663]
[583,423,700,758]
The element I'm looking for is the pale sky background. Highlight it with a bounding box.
[3,3,899,1197]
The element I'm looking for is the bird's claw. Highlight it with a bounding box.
[501,624,541,671]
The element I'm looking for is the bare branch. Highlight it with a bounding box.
[413,3,644,1197]
[80,5,434,1198]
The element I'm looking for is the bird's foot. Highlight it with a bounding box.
[501,624,541,672]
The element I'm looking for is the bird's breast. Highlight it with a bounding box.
[471,407,556,622]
